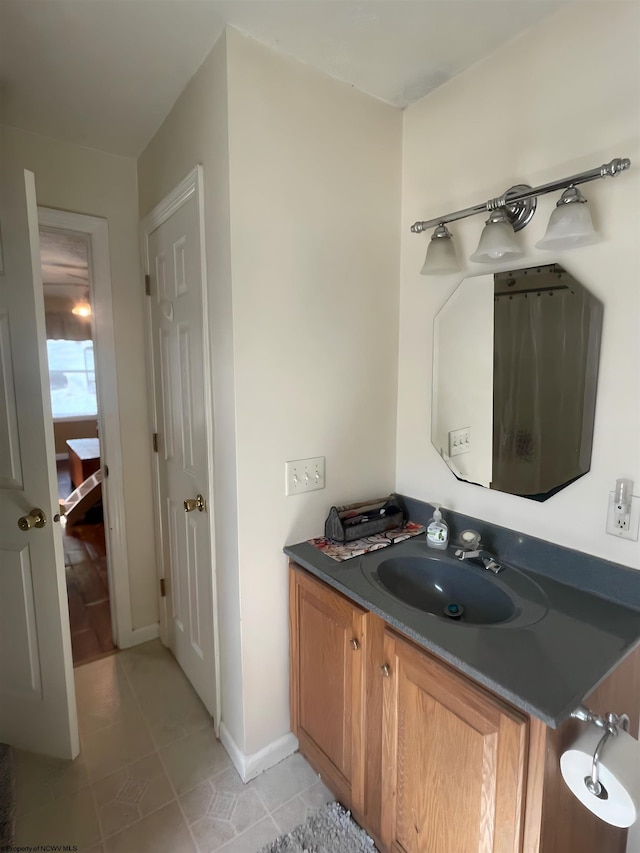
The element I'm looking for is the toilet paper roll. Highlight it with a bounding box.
[560,726,640,827]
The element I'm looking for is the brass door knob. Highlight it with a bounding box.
[380,664,391,678]
[350,638,360,651]
[184,494,206,513]
[18,508,47,531]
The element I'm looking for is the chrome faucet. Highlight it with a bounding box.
[455,548,504,574]
[454,530,505,574]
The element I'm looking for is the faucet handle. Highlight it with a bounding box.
[481,556,502,574]
[455,548,481,561]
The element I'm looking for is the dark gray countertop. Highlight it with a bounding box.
[284,529,640,728]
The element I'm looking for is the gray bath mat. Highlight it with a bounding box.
[0,743,15,847]
[258,801,378,853]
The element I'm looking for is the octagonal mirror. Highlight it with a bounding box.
[432,263,603,501]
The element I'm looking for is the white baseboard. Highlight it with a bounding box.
[117,622,160,649]
[219,722,299,783]
[56,452,69,462]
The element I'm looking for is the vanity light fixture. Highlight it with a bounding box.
[468,209,524,264]
[411,157,630,273]
[535,186,598,250]
[420,224,460,275]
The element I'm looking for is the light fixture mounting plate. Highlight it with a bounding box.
[503,184,537,232]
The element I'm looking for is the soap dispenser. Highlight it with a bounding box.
[426,505,449,550]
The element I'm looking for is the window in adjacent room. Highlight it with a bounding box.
[40,228,97,419]
[46,339,97,418]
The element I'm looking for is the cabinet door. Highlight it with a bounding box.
[290,566,366,811]
[381,630,528,853]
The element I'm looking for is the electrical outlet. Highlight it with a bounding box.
[615,512,630,531]
[606,492,640,540]
[448,427,471,458]
[285,457,325,496]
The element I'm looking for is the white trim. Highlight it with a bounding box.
[195,166,223,737]
[219,724,299,783]
[38,207,133,649]
[52,415,98,424]
[140,169,200,232]
[143,297,167,646]
[117,621,159,649]
[140,166,222,731]
[55,452,69,462]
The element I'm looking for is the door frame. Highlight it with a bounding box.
[140,165,221,730]
[38,207,134,648]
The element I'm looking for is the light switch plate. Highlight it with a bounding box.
[448,427,471,457]
[285,457,325,495]
[606,492,640,540]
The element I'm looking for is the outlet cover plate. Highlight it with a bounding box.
[448,427,471,457]
[285,457,325,496]
[606,492,640,540]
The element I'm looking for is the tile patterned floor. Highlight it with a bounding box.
[13,641,333,852]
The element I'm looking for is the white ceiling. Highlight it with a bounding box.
[0,0,566,157]
[39,228,89,300]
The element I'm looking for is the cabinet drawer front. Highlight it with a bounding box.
[381,631,528,853]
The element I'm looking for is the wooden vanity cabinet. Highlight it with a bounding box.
[381,629,528,853]
[289,562,640,853]
[289,565,367,814]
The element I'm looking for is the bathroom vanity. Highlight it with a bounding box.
[286,510,640,853]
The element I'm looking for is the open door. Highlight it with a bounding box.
[0,167,79,759]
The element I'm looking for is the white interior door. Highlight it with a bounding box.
[145,169,218,719]
[0,168,79,759]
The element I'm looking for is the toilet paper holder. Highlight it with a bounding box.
[571,704,631,799]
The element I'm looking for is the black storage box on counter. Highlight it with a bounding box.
[324,494,406,543]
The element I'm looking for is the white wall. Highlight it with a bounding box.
[137,36,244,747]
[397,1,640,571]
[139,28,402,759]
[432,274,493,486]
[139,5,640,808]
[225,29,402,755]
[1,125,158,631]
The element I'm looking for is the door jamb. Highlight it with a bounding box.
[140,166,221,732]
[37,207,134,648]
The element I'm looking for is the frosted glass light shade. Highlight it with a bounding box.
[420,226,460,275]
[536,190,598,250]
[469,214,523,264]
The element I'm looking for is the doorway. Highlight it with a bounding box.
[39,226,115,666]
[37,207,134,660]
[141,166,220,726]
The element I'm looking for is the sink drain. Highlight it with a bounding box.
[444,603,464,620]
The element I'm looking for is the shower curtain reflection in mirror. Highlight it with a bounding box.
[493,278,600,498]
[432,264,603,501]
